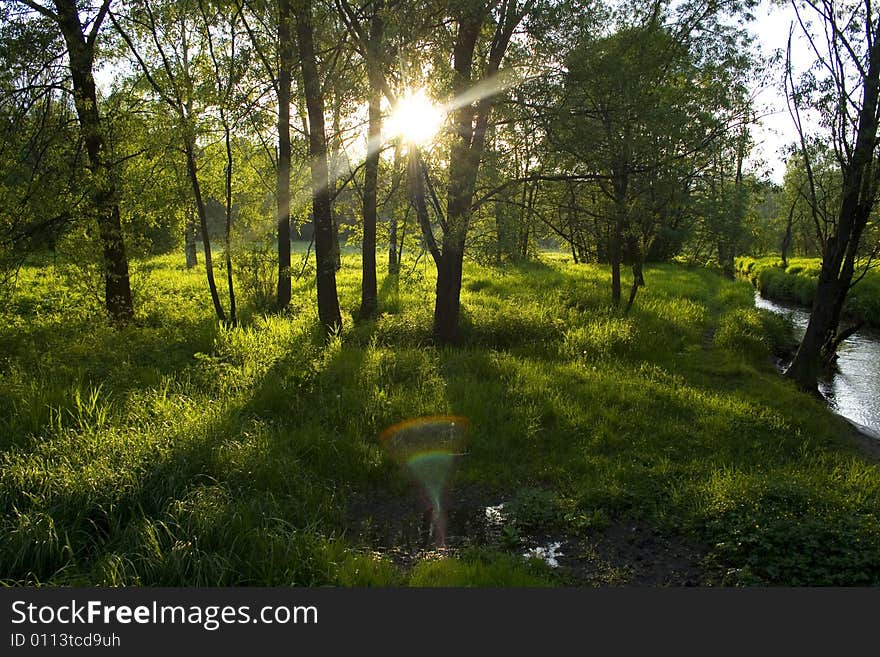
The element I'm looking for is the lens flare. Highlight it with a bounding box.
[379,415,469,546]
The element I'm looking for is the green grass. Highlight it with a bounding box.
[1,251,880,586]
[736,255,880,327]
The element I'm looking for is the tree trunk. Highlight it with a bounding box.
[185,212,198,268]
[624,235,644,314]
[359,3,383,319]
[56,2,134,322]
[431,12,481,344]
[434,240,465,344]
[223,121,237,326]
[276,0,293,310]
[184,138,226,322]
[609,211,623,306]
[388,214,399,274]
[780,200,795,268]
[330,108,343,272]
[294,1,342,333]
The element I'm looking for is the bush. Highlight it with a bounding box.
[233,243,277,312]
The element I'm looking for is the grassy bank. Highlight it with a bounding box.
[2,252,880,586]
[736,256,880,327]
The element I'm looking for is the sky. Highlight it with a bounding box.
[746,0,819,184]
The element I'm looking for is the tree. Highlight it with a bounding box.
[293,0,342,333]
[0,12,80,285]
[426,0,534,344]
[555,3,752,308]
[784,0,880,390]
[112,0,231,323]
[15,0,135,321]
[336,0,388,319]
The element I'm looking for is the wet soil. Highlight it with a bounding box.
[347,482,706,586]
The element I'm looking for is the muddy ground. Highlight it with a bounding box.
[347,482,706,586]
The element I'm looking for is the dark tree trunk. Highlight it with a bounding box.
[610,180,627,307]
[294,1,342,333]
[388,144,402,275]
[359,6,383,318]
[330,109,343,272]
[495,198,505,264]
[388,214,399,274]
[434,240,465,345]
[780,200,795,268]
[276,0,293,310]
[624,235,644,314]
[432,12,482,344]
[55,1,133,322]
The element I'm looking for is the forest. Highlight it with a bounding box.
[1,0,880,587]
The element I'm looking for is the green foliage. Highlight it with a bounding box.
[232,241,278,313]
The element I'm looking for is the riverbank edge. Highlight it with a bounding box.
[737,261,880,451]
[734,256,880,329]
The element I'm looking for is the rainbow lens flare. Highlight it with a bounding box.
[379,415,469,547]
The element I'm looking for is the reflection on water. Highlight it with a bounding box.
[755,292,880,437]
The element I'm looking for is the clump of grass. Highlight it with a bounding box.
[714,308,794,364]
[408,550,554,586]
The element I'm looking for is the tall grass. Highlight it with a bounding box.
[1,251,879,585]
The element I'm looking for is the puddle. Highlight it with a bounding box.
[524,542,564,568]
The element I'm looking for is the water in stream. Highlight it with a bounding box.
[754,291,880,437]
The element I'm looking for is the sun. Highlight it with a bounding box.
[386,88,445,146]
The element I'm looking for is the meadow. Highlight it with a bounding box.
[2,250,880,586]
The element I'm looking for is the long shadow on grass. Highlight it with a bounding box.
[0,314,397,585]
[0,308,222,454]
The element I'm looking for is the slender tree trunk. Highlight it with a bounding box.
[624,235,644,314]
[276,0,293,310]
[388,142,403,275]
[294,1,341,332]
[388,214,399,274]
[610,183,627,307]
[780,200,795,268]
[185,212,198,268]
[184,138,226,322]
[223,121,237,326]
[55,2,134,322]
[330,107,343,272]
[359,3,383,319]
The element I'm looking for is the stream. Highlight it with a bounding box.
[754,291,880,438]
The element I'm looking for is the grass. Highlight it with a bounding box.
[736,255,880,327]
[1,250,880,586]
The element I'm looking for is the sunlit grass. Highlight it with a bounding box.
[1,250,879,585]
